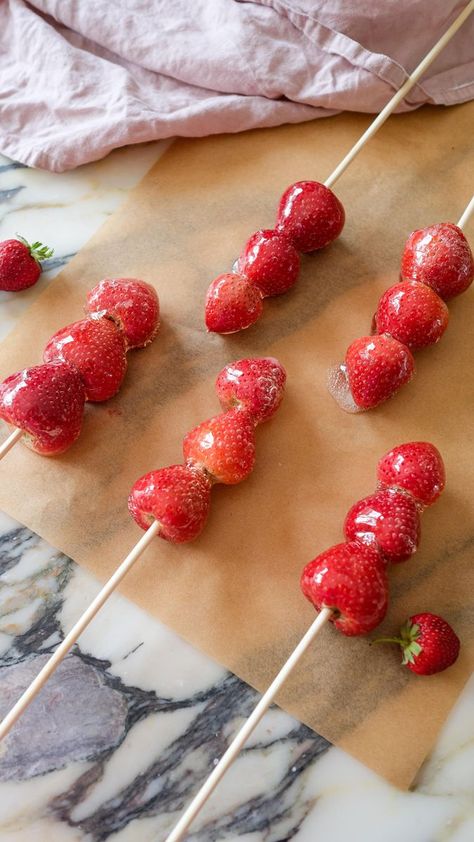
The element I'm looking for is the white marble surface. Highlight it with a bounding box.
[1,145,474,842]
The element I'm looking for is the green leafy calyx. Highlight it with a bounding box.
[372,620,423,666]
[15,234,54,264]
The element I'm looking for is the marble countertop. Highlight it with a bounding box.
[1,145,474,842]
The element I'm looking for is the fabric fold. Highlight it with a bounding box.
[0,0,473,171]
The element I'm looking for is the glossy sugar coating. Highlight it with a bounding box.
[276,180,345,253]
[215,357,286,423]
[128,465,212,542]
[85,278,160,349]
[237,229,300,296]
[343,488,420,564]
[374,281,449,350]
[345,334,415,409]
[183,407,256,485]
[401,222,474,300]
[205,272,263,334]
[326,363,360,414]
[300,541,388,636]
[44,315,127,402]
[377,441,445,506]
[0,239,41,291]
[0,361,85,454]
[402,613,460,675]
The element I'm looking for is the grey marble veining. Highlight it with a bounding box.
[0,513,329,841]
[0,147,474,842]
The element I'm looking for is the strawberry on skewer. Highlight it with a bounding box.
[0,278,160,458]
[328,194,474,413]
[0,357,286,738]
[85,277,160,349]
[0,363,86,455]
[163,440,451,842]
[44,316,128,402]
[204,4,474,336]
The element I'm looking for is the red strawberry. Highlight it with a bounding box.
[374,613,460,675]
[128,465,212,543]
[301,541,388,636]
[344,488,420,564]
[43,316,127,402]
[183,408,256,485]
[0,236,54,292]
[215,357,286,424]
[374,281,449,350]
[345,334,415,410]
[276,181,345,253]
[237,229,300,296]
[205,273,263,334]
[85,278,160,349]
[401,223,474,300]
[0,362,85,455]
[377,441,445,506]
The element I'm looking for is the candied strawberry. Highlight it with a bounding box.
[377,441,445,506]
[205,273,263,334]
[345,334,415,410]
[374,613,460,675]
[0,236,53,292]
[85,278,160,349]
[276,181,345,253]
[301,541,388,636]
[374,281,449,350]
[183,408,256,485]
[215,357,286,423]
[43,315,127,402]
[237,229,300,296]
[128,465,212,543]
[0,361,85,455]
[344,488,420,564]
[401,223,474,300]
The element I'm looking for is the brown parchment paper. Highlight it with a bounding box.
[1,103,474,788]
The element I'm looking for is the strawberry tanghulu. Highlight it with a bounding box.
[163,440,460,842]
[401,223,473,300]
[85,277,160,349]
[44,316,128,402]
[328,196,474,413]
[0,357,286,741]
[0,278,160,457]
[205,182,345,334]
[129,357,286,542]
[0,362,85,455]
[301,442,445,628]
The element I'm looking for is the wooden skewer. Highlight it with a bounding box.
[0,427,24,460]
[0,2,472,748]
[324,0,474,190]
[164,608,333,842]
[0,520,160,741]
[457,194,474,231]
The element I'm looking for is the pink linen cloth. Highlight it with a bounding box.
[0,0,473,172]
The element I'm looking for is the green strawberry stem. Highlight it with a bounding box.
[15,234,54,264]
[371,636,405,646]
[372,620,423,665]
